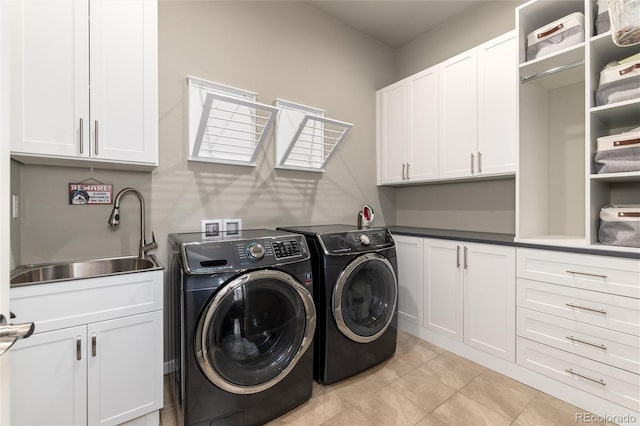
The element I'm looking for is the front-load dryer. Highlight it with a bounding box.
[168,230,316,426]
[277,225,398,384]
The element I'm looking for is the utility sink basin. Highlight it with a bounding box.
[10,255,162,287]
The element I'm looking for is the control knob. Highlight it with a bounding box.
[246,243,265,260]
[358,234,371,246]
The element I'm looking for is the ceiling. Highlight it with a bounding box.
[306,0,484,48]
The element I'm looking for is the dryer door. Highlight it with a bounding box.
[195,269,316,394]
[333,253,398,343]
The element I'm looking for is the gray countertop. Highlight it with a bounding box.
[388,226,640,259]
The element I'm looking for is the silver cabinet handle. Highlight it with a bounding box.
[565,303,607,315]
[0,314,35,357]
[477,151,482,174]
[456,246,461,268]
[76,336,82,361]
[91,333,97,357]
[79,118,84,154]
[463,246,468,269]
[94,120,99,156]
[402,163,406,180]
[470,153,475,174]
[406,163,410,180]
[566,270,607,279]
[565,368,606,386]
[565,335,607,350]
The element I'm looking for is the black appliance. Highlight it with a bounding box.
[277,224,398,384]
[168,230,316,426]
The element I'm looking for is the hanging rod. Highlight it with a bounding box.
[520,60,585,84]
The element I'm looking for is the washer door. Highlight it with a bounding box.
[333,253,398,343]
[195,269,316,394]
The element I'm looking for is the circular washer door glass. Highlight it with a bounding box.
[196,270,315,394]
[334,254,397,343]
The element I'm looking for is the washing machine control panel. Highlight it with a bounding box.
[320,228,394,254]
[272,239,302,259]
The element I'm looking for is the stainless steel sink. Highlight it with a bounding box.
[10,255,163,287]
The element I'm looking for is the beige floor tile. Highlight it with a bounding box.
[269,387,350,426]
[418,353,485,390]
[414,414,448,426]
[326,371,388,407]
[459,369,540,421]
[513,393,610,426]
[355,387,430,426]
[431,393,511,426]
[390,368,457,413]
[160,407,177,426]
[395,341,440,370]
[367,354,418,385]
[320,406,372,426]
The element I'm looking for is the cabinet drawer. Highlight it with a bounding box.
[517,278,640,336]
[517,308,639,374]
[517,248,640,298]
[517,337,640,412]
[10,270,163,334]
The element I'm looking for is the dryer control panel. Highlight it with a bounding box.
[319,228,394,255]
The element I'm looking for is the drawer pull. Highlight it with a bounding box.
[565,303,607,315]
[76,336,82,361]
[456,246,461,268]
[565,335,607,350]
[91,333,97,357]
[565,368,606,386]
[566,270,607,279]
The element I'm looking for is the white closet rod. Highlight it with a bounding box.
[520,60,585,84]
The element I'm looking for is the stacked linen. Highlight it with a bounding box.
[595,52,640,105]
[526,12,585,61]
[594,127,640,173]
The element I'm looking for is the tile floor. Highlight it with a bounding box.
[160,331,611,426]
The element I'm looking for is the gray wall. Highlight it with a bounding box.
[393,0,523,234]
[13,1,397,267]
[10,160,20,269]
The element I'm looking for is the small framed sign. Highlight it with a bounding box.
[68,181,113,205]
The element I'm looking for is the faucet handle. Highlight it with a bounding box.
[142,231,158,255]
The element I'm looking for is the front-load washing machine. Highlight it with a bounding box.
[277,225,398,384]
[168,230,316,426]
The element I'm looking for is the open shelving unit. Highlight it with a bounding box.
[516,0,640,251]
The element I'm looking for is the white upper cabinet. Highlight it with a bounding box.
[377,81,407,184]
[377,31,516,185]
[9,0,158,170]
[439,48,478,179]
[477,32,517,176]
[377,66,438,185]
[440,32,517,179]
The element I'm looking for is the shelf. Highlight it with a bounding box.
[274,99,352,172]
[590,98,640,128]
[520,43,585,89]
[187,76,278,167]
[590,32,640,67]
[517,235,587,247]
[590,171,640,182]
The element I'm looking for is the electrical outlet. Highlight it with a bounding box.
[12,195,19,218]
[223,218,242,236]
[201,219,222,238]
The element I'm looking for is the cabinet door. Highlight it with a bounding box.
[9,0,89,158]
[438,49,477,179]
[394,235,424,325]
[464,243,515,361]
[377,81,407,184]
[11,327,87,426]
[89,0,158,165]
[477,32,516,176]
[423,238,463,341]
[407,66,439,181]
[87,311,163,426]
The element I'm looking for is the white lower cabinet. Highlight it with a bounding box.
[394,235,424,325]
[516,248,640,414]
[10,270,164,426]
[422,238,515,361]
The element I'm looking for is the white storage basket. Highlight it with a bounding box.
[526,12,585,61]
[594,129,640,173]
[599,205,640,248]
[595,61,640,105]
